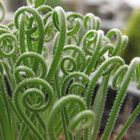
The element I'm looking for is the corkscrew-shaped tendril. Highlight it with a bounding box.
[37,5,52,15]
[106,28,128,56]
[61,45,87,75]
[14,6,44,54]
[67,12,83,21]
[98,36,114,57]
[0,33,17,57]
[112,65,128,90]
[14,52,47,82]
[0,24,11,34]
[84,30,104,75]
[14,66,35,82]
[83,13,101,30]
[66,12,83,43]
[69,110,95,132]
[67,16,81,36]
[14,78,53,140]
[47,95,92,140]
[101,57,140,140]
[88,30,128,140]
[61,72,89,96]
[37,5,55,42]
[86,56,124,108]
[82,30,97,56]
[47,6,66,81]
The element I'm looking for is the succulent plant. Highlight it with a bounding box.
[0,1,140,140]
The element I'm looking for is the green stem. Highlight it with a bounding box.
[0,74,12,140]
[47,7,66,82]
[90,74,110,140]
[101,58,140,140]
[115,103,140,140]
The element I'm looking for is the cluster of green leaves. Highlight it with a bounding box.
[0,0,140,140]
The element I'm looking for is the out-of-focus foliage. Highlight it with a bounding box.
[122,10,140,64]
[46,0,62,7]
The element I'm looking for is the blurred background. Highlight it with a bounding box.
[3,0,140,64]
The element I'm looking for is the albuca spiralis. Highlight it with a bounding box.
[0,0,140,140]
